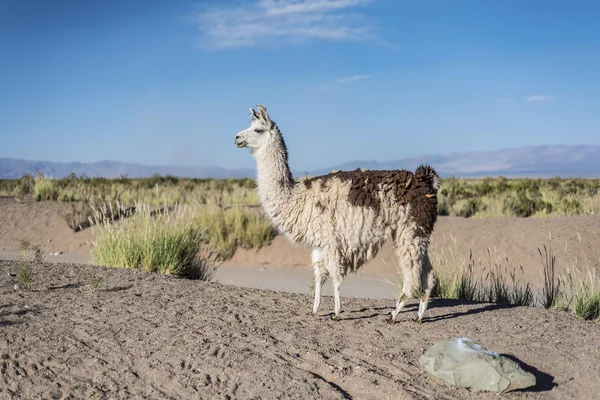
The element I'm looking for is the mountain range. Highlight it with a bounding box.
[317,144,600,178]
[2,145,599,180]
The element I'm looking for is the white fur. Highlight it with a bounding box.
[235,105,437,321]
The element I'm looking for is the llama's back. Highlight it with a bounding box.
[292,166,439,262]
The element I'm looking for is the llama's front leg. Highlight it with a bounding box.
[311,249,327,315]
[312,266,324,315]
[332,276,343,320]
[326,263,344,320]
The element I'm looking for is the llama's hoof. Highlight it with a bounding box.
[412,316,422,324]
[385,315,397,324]
[327,314,341,321]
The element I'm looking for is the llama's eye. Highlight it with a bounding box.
[255,129,265,134]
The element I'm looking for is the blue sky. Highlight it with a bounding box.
[1,0,599,172]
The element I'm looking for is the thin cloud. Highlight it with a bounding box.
[264,0,371,15]
[319,74,371,89]
[526,95,555,102]
[197,0,375,49]
[336,74,371,83]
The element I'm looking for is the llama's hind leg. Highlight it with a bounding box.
[417,254,435,323]
[390,261,418,321]
[331,274,343,320]
[390,230,425,322]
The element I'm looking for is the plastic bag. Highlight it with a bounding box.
[419,337,536,393]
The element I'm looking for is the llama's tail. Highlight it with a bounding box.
[415,164,440,192]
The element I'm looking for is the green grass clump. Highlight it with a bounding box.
[438,176,600,218]
[538,243,564,309]
[537,233,600,320]
[574,284,600,321]
[196,206,277,260]
[429,234,600,321]
[33,173,59,201]
[9,174,35,198]
[14,239,43,290]
[430,250,480,302]
[481,262,534,306]
[91,202,213,280]
[430,247,534,307]
[507,268,535,308]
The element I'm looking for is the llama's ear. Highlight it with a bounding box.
[249,108,259,120]
[257,104,270,122]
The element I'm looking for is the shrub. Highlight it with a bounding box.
[503,195,535,217]
[437,195,451,216]
[12,174,35,198]
[574,286,600,321]
[474,178,495,197]
[196,206,277,260]
[502,190,552,217]
[34,173,59,201]
[558,197,583,215]
[453,198,482,218]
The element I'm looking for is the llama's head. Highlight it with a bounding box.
[234,104,280,150]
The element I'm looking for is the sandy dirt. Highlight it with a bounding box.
[227,217,600,285]
[2,260,600,400]
[1,197,600,398]
[0,197,93,259]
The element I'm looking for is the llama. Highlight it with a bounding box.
[235,105,440,322]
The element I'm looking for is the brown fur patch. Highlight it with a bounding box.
[304,167,439,237]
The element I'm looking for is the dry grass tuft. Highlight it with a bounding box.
[428,233,600,320]
[14,239,44,290]
[429,240,534,307]
[91,202,216,280]
[195,206,277,260]
[33,173,59,201]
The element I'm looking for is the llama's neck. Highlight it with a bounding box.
[253,140,295,228]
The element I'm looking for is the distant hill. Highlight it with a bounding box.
[2,145,600,179]
[0,158,255,180]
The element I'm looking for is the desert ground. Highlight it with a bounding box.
[1,196,600,399]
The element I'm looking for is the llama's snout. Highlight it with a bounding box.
[234,134,246,148]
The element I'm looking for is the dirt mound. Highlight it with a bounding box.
[2,261,599,399]
[0,197,93,258]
